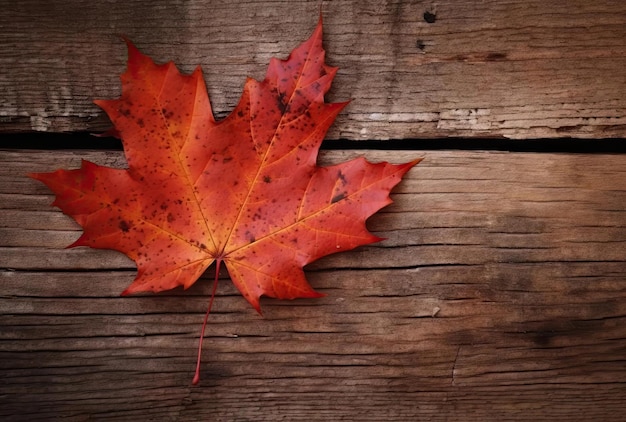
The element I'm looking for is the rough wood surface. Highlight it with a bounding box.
[1,149,625,421]
[1,0,626,139]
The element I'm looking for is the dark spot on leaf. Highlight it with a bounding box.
[277,91,288,114]
[263,176,271,183]
[119,220,130,232]
[167,213,175,223]
[137,118,145,128]
[338,171,347,185]
[160,203,168,210]
[331,192,347,204]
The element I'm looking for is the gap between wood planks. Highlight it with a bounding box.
[2,132,626,153]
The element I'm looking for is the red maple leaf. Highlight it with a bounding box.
[30,18,420,383]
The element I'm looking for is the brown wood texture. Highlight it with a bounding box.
[1,149,625,420]
[1,0,626,139]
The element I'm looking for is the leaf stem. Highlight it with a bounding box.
[192,258,221,385]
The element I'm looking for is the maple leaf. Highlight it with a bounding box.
[30,17,420,383]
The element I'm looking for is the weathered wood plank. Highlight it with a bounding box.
[1,0,625,139]
[1,149,625,420]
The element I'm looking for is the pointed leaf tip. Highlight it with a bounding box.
[120,37,154,78]
[121,36,140,58]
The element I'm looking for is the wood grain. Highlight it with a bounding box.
[1,0,626,139]
[1,149,625,420]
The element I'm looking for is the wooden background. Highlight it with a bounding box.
[1,0,625,421]
[2,0,626,139]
